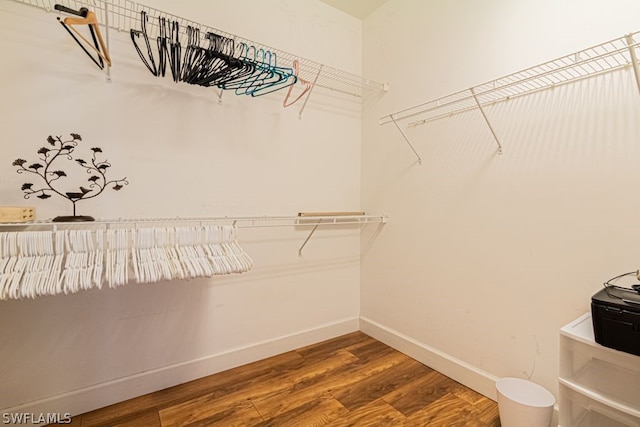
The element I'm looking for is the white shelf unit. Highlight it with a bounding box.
[0,214,388,229]
[0,214,388,299]
[380,30,640,159]
[0,213,388,255]
[9,0,387,101]
[559,313,640,427]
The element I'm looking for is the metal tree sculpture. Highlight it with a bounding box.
[12,133,128,222]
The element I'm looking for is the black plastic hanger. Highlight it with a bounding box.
[130,11,157,76]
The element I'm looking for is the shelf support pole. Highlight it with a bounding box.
[470,87,503,155]
[104,1,111,83]
[298,221,322,256]
[390,115,422,165]
[625,34,640,95]
[299,65,323,119]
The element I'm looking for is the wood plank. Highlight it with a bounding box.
[157,377,289,427]
[102,411,161,427]
[346,337,399,362]
[253,392,348,427]
[160,349,358,426]
[471,396,502,427]
[248,349,362,419]
[164,399,263,427]
[382,369,455,416]
[330,398,406,427]
[331,357,433,411]
[452,383,490,406]
[297,212,365,217]
[296,331,375,362]
[404,392,485,427]
[251,341,411,419]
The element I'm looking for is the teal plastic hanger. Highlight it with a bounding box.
[249,52,298,97]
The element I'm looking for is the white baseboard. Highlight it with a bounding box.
[359,316,500,400]
[2,317,359,419]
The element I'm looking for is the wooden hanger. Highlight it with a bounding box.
[283,59,313,107]
[55,5,111,69]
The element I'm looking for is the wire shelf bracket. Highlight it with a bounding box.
[626,34,640,94]
[379,30,640,155]
[298,221,322,256]
[390,115,422,165]
[299,65,323,119]
[295,213,387,256]
[470,87,504,155]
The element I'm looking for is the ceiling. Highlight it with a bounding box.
[319,0,389,19]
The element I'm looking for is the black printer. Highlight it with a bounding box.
[591,285,640,357]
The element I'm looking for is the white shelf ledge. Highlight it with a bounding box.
[380,30,640,160]
[0,214,388,229]
[0,214,388,257]
[381,30,640,126]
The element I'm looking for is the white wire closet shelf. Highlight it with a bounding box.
[0,214,387,299]
[0,214,388,228]
[0,213,388,258]
[10,0,387,99]
[380,30,640,127]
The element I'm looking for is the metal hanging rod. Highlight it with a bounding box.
[10,0,387,99]
[380,30,640,127]
[0,214,388,257]
[0,214,388,229]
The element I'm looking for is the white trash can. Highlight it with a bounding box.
[496,377,555,427]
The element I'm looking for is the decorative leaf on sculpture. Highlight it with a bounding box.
[37,193,51,199]
[70,133,82,141]
[21,183,33,191]
[88,176,100,182]
[97,164,110,171]
[76,159,87,165]
[47,136,56,145]
[91,147,103,153]
[28,163,43,171]
[52,170,67,177]
[62,145,75,151]
[12,159,26,167]
[38,147,51,155]
[113,184,123,191]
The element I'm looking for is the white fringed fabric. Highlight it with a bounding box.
[0,225,252,300]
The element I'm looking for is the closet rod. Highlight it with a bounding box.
[0,214,389,229]
[380,30,640,126]
[9,0,387,99]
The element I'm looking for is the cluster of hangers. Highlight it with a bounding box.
[53,5,313,106]
[0,225,252,300]
[130,225,253,284]
[130,11,313,105]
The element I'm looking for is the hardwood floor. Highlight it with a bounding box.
[66,332,500,426]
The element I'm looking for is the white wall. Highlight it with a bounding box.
[0,0,364,414]
[361,0,640,402]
